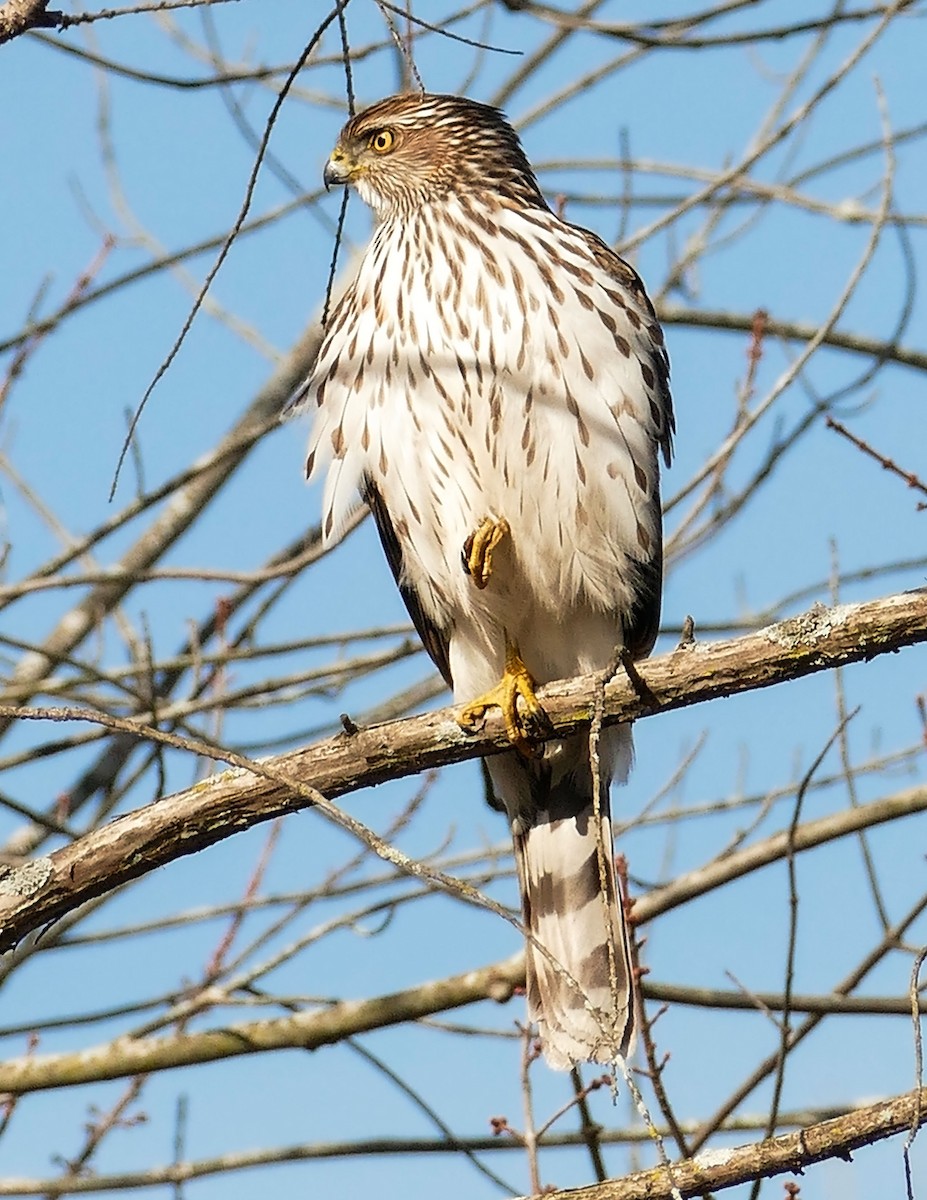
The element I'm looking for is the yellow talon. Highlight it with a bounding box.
[458,638,549,756]
[462,516,510,589]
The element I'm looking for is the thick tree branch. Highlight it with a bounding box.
[0,1091,921,1195]
[0,588,924,954]
[0,955,525,1094]
[0,787,922,1094]
[546,1087,927,1199]
[0,0,60,45]
[0,1090,920,1195]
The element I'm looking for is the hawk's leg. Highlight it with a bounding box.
[458,636,549,755]
[462,516,510,590]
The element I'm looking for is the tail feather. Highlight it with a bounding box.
[489,726,636,1069]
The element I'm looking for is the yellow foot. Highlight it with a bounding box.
[462,516,510,589]
[458,639,550,755]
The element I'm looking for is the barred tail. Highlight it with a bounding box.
[491,727,636,1069]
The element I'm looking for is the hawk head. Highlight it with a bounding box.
[322,92,542,218]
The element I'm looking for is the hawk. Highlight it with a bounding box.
[290,93,674,1069]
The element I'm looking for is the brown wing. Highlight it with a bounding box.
[571,226,674,660]
[624,521,664,660]
[575,225,675,467]
[363,476,454,687]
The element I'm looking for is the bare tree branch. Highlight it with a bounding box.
[0,588,924,951]
[544,1087,927,1200]
[0,785,922,1094]
[0,1084,921,1195]
[0,0,61,45]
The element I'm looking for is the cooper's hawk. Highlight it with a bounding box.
[290,93,674,1069]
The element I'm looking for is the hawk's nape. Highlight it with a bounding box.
[289,92,674,1069]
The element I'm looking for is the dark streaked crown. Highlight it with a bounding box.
[326,92,544,216]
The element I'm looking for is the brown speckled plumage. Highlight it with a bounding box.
[291,93,674,1069]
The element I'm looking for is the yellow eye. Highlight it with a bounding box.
[370,129,395,154]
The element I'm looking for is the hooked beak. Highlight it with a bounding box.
[323,150,353,190]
